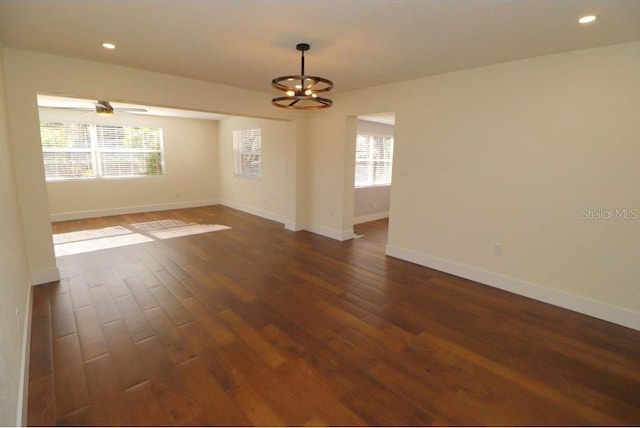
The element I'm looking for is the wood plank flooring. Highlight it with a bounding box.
[28,206,640,426]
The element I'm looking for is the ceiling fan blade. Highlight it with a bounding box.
[39,106,94,111]
[113,108,148,113]
[39,99,150,115]
[95,101,112,109]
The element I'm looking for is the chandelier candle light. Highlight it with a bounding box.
[271,43,333,110]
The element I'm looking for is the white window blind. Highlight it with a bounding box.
[233,128,261,180]
[354,133,394,187]
[40,122,164,181]
[96,125,164,177]
[40,122,94,180]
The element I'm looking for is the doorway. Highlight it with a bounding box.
[352,112,395,244]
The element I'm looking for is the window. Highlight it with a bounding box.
[354,133,394,187]
[40,122,164,181]
[233,128,261,180]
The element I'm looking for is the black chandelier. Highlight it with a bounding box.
[271,43,333,110]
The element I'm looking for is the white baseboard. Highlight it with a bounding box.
[305,224,354,241]
[385,244,640,331]
[17,283,33,426]
[30,266,60,286]
[220,201,355,241]
[219,200,285,224]
[354,211,389,225]
[50,199,219,222]
[219,201,354,241]
[284,221,305,232]
[340,228,356,241]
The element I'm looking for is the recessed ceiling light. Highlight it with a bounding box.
[579,15,597,24]
[102,42,116,49]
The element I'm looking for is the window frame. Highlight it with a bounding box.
[233,128,262,180]
[40,121,165,182]
[354,132,394,188]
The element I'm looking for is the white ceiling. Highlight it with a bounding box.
[1,0,639,95]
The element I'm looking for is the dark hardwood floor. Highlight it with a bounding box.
[28,206,640,426]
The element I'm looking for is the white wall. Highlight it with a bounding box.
[218,116,290,223]
[388,42,640,326]
[0,45,32,427]
[292,113,364,241]
[39,108,219,220]
[354,186,390,224]
[317,41,640,329]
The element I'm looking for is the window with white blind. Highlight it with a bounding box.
[233,128,261,180]
[354,133,394,187]
[40,122,164,181]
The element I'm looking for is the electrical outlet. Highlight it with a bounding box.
[493,243,503,255]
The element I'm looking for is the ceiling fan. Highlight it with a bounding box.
[44,99,148,116]
[92,100,148,116]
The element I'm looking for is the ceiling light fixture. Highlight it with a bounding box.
[102,42,116,49]
[578,15,597,24]
[271,43,333,110]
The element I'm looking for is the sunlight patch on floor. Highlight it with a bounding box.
[54,219,231,256]
[130,219,231,240]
